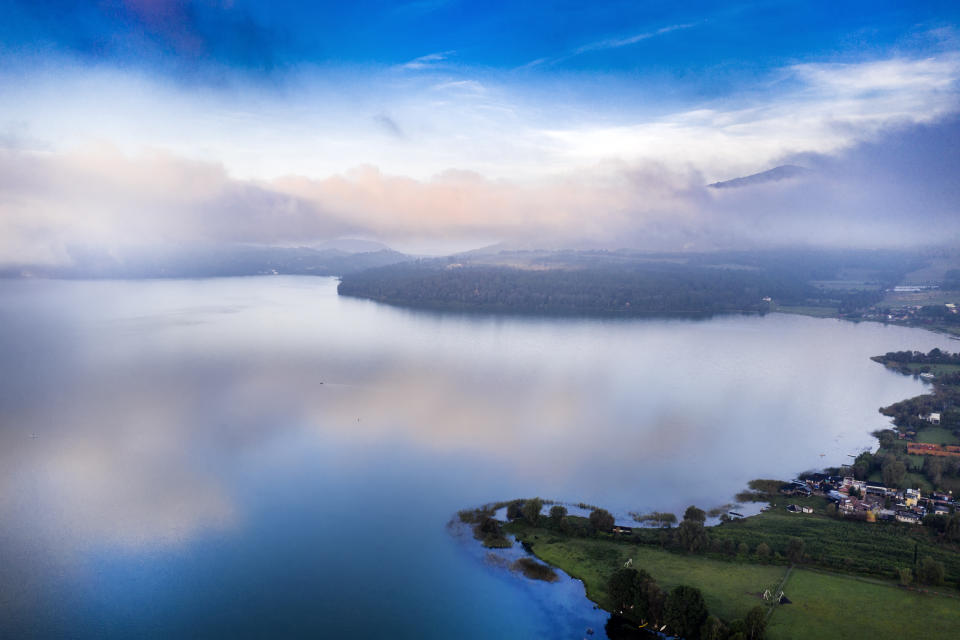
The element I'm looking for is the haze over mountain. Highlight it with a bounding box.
[708,165,813,189]
[1,244,409,279]
[1,2,959,267]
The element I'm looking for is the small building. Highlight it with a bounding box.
[924,413,941,425]
[865,483,890,496]
[933,506,950,516]
[895,511,922,525]
[905,488,921,508]
[782,482,811,497]
[827,490,846,502]
[612,525,633,535]
[801,506,813,514]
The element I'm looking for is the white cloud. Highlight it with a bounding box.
[0,54,959,261]
[573,22,698,54]
[399,51,454,70]
[542,54,960,181]
[1,54,957,185]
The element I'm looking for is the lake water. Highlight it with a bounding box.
[0,276,955,638]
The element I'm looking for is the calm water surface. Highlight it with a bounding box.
[0,276,955,638]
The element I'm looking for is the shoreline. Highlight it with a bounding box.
[458,348,960,638]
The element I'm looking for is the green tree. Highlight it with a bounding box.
[878,430,896,449]
[946,513,960,542]
[755,542,771,563]
[506,500,523,520]
[923,456,945,487]
[589,508,615,533]
[727,619,747,639]
[474,517,509,548]
[684,505,707,524]
[645,580,666,625]
[882,458,907,488]
[658,528,671,549]
[522,498,543,524]
[677,505,708,553]
[549,504,567,527]
[786,537,805,564]
[744,605,767,640]
[657,512,678,528]
[664,585,708,640]
[607,568,643,613]
[737,542,750,557]
[852,451,874,480]
[918,557,945,586]
[700,615,726,640]
[606,567,663,623]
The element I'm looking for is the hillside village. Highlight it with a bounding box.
[783,475,954,526]
[780,348,960,530]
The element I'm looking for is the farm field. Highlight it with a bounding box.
[915,427,960,445]
[510,525,960,640]
[767,568,960,640]
[516,531,787,623]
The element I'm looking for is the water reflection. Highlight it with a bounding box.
[0,276,954,637]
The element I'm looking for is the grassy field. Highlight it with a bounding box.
[882,290,960,306]
[506,525,960,639]
[810,280,883,291]
[916,427,960,445]
[767,568,960,640]
[902,363,960,376]
[508,527,786,622]
[702,504,960,580]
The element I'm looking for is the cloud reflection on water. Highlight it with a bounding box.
[0,276,955,620]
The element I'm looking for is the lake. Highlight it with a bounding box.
[0,276,954,638]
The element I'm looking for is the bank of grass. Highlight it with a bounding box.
[511,557,558,582]
[507,525,784,622]
[767,568,960,640]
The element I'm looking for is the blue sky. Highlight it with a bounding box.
[3,1,957,76]
[0,1,958,256]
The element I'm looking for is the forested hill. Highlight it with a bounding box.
[337,262,817,317]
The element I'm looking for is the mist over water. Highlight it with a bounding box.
[0,276,954,638]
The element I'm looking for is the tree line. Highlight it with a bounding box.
[338,262,819,317]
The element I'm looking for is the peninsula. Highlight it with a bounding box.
[461,349,960,639]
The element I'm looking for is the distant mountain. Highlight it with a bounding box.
[315,238,393,253]
[4,245,411,279]
[708,165,812,189]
